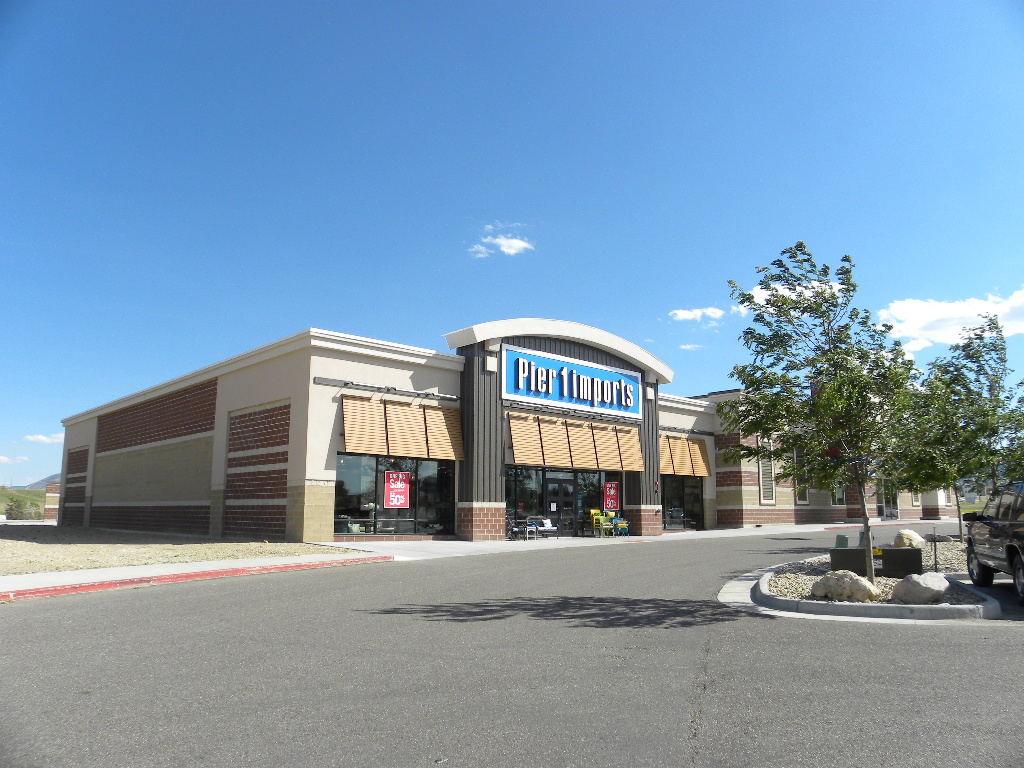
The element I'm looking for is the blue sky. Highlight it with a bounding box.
[3,1,1024,484]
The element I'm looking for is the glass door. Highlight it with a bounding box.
[544,471,578,536]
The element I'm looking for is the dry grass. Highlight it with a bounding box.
[0,524,350,576]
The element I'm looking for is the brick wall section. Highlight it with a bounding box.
[62,506,84,526]
[622,505,662,535]
[96,380,217,453]
[920,505,941,519]
[455,504,505,541]
[715,469,758,487]
[90,505,210,536]
[226,469,288,500]
[67,448,90,476]
[227,451,288,469]
[224,404,290,540]
[228,405,290,453]
[224,504,287,539]
[63,486,86,504]
[45,482,61,495]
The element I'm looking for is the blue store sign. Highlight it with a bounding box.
[501,345,643,420]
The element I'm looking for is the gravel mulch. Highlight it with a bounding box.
[0,524,352,576]
[766,541,984,605]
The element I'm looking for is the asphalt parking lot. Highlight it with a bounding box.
[1,523,1020,768]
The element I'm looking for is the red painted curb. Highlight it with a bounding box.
[0,555,393,603]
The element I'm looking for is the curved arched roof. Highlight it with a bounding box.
[444,318,673,384]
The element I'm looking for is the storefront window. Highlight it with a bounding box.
[335,454,455,535]
[505,467,542,519]
[503,467,624,536]
[662,475,704,529]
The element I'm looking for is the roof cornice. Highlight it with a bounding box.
[64,328,464,425]
[444,318,673,384]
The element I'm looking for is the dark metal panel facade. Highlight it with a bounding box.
[459,335,661,508]
[457,342,505,502]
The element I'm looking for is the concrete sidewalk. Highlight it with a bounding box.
[0,553,392,602]
[324,516,959,561]
[0,517,957,602]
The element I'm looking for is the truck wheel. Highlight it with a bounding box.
[967,546,995,587]
[1013,556,1024,605]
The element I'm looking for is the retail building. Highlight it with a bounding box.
[58,319,948,541]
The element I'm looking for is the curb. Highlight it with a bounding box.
[753,568,1002,620]
[0,556,394,603]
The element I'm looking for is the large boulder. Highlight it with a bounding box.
[892,529,926,548]
[891,572,950,604]
[811,570,882,603]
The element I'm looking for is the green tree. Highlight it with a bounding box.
[895,317,1024,526]
[4,497,42,521]
[718,242,918,582]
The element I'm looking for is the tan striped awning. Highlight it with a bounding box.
[565,418,599,469]
[591,423,622,471]
[538,416,572,468]
[615,426,644,472]
[659,434,674,475]
[385,402,429,458]
[508,412,544,465]
[659,434,710,477]
[508,412,651,472]
[688,438,710,477]
[344,396,463,461]
[424,406,464,461]
[342,397,388,455]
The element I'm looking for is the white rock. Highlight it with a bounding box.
[891,572,950,604]
[892,529,926,548]
[810,570,882,603]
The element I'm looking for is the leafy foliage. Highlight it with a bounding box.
[718,242,921,581]
[4,497,42,520]
[900,316,1024,493]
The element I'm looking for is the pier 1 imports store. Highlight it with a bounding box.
[58,319,714,543]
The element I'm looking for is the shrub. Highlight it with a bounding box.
[4,499,42,520]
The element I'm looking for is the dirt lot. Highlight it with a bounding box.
[0,524,352,576]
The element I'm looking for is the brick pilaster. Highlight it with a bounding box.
[623,504,662,536]
[456,503,506,541]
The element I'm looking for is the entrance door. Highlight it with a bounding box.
[544,473,577,536]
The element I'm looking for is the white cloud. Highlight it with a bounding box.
[0,456,29,464]
[468,244,492,258]
[878,288,1024,349]
[730,305,749,316]
[25,433,63,444]
[679,344,702,351]
[481,235,534,256]
[669,307,725,322]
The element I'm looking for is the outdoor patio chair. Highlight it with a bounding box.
[612,517,629,536]
[527,516,558,537]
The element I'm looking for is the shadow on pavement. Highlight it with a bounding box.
[367,595,743,629]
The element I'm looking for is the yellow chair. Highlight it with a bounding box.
[590,510,603,537]
[597,515,614,537]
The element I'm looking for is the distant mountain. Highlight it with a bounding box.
[24,473,61,490]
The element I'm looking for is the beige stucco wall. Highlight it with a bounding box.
[306,348,463,482]
[92,436,214,503]
[656,394,717,514]
[211,348,312,492]
[62,418,98,493]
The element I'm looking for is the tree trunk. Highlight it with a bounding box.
[858,479,875,583]
[954,485,964,542]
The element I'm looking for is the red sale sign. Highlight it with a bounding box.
[603,481,619,512]
[384,471,411,509]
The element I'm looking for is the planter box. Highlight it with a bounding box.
[829,546,922,577]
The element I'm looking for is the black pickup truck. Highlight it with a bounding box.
[964,481,1024,603]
